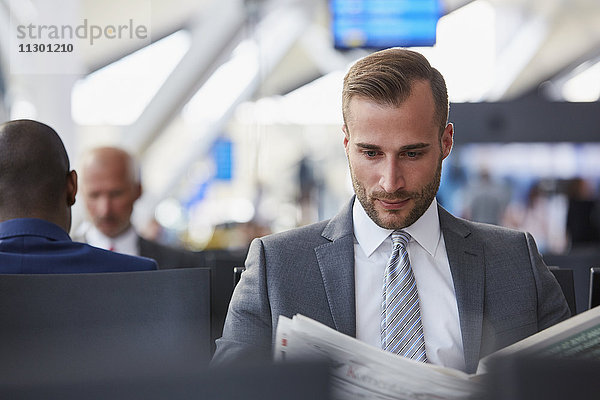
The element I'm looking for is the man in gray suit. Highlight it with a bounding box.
[213,48,570,373]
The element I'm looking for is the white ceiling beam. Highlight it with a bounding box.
[133,0,317,227]
[298,23,366,76]
[121,0,247,156]
[483,8,549,101]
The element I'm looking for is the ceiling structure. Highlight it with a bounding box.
[5,0,599,99]
[484,0,600,99]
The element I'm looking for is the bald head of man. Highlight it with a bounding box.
[0,119,77,232]
[79,147,141,238]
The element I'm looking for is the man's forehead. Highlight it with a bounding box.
[81,168,134,188]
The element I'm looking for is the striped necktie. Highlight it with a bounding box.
[381,230,427,362]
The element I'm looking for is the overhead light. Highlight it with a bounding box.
[71,30,190,126]
[562,61,600,102]
[10,99,37,120]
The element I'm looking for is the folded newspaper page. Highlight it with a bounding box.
[275,314,482,400]
[477,304,600,374]
[276,306,600,400]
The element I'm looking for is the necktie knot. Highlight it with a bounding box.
[391,230,410,248]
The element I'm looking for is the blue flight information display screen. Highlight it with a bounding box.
[331,0,442,49]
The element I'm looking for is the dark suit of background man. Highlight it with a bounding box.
[75,146,199,269]
[213,48,571,374]
[0,119,157,273]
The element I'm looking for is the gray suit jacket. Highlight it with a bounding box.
[213,197,570,373]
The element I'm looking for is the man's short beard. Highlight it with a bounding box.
[351,156,442,230]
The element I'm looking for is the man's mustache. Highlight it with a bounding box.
[370,190,418,201]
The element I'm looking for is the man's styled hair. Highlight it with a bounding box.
[342,47,449,134]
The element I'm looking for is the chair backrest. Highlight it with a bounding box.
[233,265,246,288]
[548,266,577,315]
[487,354,600,400]
[0,268,211,388]
[543,250,600,314]
[589,267,600,309]
[2,361,332,400]
[196,248,248,349]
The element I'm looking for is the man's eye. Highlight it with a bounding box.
[406,151,420,158]
[364,150,378,157]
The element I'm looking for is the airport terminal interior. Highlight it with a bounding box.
[0,0,600,400]
[1,0,600,396]
[1,0,599,253]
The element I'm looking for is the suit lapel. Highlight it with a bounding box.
[137,236,148,256]
[315,198,356,337]
[439,206,485,374]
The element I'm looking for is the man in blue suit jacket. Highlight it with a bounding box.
[0,119,157,273]
[213,48,570,373]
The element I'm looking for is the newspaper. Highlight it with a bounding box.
[275,306,600,400]
[275,315,480,400]
[477,304,600,373]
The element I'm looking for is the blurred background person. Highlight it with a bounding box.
[566,177,600,251]
[461,168,511,225]
[503,180,567,254]
[74,146,200,269]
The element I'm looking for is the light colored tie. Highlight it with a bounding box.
[381,230,427,362]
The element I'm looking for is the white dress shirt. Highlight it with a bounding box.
[353,198,466,371]
[82,224,140,257]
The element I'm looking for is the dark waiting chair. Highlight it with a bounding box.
[233,265,246,288]
[548,266,577,316]
[486,354,600,400]
[196,248,248,350]
[3,361,332,400]
[589,267,600,309]
[0,268,211,394]
[543,250,600,314]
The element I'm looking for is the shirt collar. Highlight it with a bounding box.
[84,224,137,251]
[352,198,441,258]
[404,199,441,258]
[353,199,393,257]
[0,218,71,241]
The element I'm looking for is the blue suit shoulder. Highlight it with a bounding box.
[0,218,158,273]
[81,243,158,271]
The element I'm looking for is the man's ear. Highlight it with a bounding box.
[342,124,350,150]
[441,123,454,160]
[66,170,77,206]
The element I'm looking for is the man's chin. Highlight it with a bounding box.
[373,209,409,230]
[97,225,122,238]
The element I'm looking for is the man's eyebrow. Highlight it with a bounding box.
[401,143,430,150]
[355,143,381,150]
[354,142,431,151]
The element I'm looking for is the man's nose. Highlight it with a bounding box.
[96,197,112,216]
[378,159,405,193]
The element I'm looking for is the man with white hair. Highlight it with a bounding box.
[76,146,200,269]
